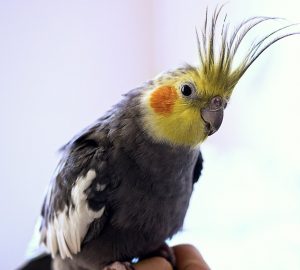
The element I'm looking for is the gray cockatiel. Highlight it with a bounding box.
[19,6,299,270]
[37,88,203,270]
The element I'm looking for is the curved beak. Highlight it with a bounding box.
[201,96,226,136]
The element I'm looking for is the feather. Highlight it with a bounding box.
[43,170,106,258]
[196,6,300,92]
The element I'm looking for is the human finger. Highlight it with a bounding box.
[173,244,210,270]
[134,256,172,270]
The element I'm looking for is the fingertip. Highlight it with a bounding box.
[134,257,172,270]
[173,244,210,270]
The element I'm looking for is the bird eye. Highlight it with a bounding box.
[181,84,193,96]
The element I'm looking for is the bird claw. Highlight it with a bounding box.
[102,261,135,270]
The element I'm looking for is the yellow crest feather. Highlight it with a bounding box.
[196,5,299,93]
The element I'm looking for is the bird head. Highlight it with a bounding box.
[141,6,298,147]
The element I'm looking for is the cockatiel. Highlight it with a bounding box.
[20,6,298,270]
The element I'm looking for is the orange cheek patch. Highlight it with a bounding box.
[150,86,178,116]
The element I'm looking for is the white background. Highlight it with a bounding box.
[0,1,299,269]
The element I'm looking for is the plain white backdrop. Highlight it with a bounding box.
[0,1,299,269]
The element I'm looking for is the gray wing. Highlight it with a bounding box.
[193,150,203,184]
[40,125,114,259]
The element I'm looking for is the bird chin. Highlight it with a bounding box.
[204,123,217,136]
[207,128,217,136]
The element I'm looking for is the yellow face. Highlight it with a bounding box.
[142,67,231,147]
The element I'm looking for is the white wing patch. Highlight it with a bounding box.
[42,170,105,259]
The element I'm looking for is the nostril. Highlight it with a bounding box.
[211,96,223,109]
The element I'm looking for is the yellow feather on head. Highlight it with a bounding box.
[142,5,299,147]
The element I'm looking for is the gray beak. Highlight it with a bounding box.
[201,96,227,136]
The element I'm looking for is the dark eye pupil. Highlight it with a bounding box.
[181,84,192,96]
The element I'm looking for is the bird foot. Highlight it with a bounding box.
[102,261,135,270]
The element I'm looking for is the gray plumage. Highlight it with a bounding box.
[36,88,202,270]
[19,5,299,269]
